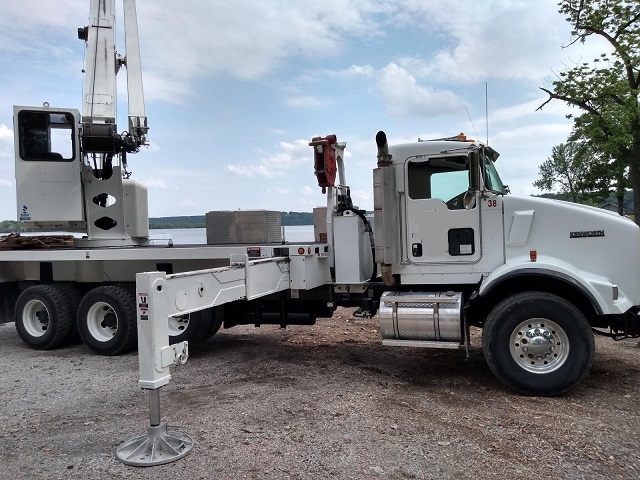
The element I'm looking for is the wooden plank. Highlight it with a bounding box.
[0,233,74,250]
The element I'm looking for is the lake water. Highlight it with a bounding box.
[150,224,315,245]
[18,225,315,244]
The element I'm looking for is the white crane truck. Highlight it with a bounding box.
[1,0,639,396]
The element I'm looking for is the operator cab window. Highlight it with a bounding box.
[407,155,473,210]
[18,111,75,161]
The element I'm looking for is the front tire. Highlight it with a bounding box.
[14,284,74,350]
[78,285,137,355]
[482,291,594,396]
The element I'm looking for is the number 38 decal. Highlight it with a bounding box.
[486,199,498,207]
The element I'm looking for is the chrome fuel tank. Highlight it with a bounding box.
[379,291,462,342]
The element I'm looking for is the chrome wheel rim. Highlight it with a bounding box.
[510,318,569,373]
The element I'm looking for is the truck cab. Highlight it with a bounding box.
[372,130,640,395]
[380,135,507,283]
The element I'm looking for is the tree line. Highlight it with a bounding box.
[149,212,315,229]
[0,212,316,233]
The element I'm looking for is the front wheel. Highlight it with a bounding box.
[482,291,594,396]
[78,285,137,355]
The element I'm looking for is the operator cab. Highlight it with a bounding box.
[14,105,84,226]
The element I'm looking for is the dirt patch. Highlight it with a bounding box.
[0,308,639,479]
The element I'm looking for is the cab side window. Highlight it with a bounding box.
[18,111,75,161]
[407,156,471,210]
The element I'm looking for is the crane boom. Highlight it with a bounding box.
[80,0,117,124]
[123,0,148,146]
[13,0,150,245]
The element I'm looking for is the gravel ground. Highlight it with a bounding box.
[1,308,639,480]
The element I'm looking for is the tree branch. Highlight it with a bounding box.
[616,12,640,40]
[573,20,637,89]
[536,87,601,116]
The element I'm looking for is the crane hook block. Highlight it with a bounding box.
[309,134,338,193]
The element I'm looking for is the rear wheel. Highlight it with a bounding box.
[203,306,224,340]
[169,306,223,345]
[78,285,137,355]
[56,283,83,343]
[14,284,73,349]
[482,291,594,396]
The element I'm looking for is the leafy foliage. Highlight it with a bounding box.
[534,191,634,212]
[0,221,28,234]
[538,0,640,222]
[533,142,597,203]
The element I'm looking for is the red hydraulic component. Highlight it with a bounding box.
[309,134,338,193]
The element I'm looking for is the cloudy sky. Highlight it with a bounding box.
[0,0,605,221]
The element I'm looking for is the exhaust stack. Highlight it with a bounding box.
[373,130,398,286]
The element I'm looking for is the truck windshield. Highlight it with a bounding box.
[483,152,507,194]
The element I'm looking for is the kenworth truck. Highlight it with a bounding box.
[1,0,639,397]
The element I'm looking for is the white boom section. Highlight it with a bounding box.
[82,0,117,123]
[122,0,148,145]
[136,256,290,389]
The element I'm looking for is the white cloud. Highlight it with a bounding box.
[388,1,568,83]
[476,96,577,128]
[0,124,12,138]
[347,65,375,77]
[388,0,614,86]
[378,63,462,117]
[0,1,85,52]
[0,124,14,161]
[227,139,311,178]
[491,123,573,151]
[0,179,13,188]
[180,199,200,209]
[350,189,372,207]
[286,96,325,108]
[140,178,175,189]
[136,0,386,102]
[227,164,280,179]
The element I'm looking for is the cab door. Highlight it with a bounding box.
[405,154,481,264]
[13,106,83,223]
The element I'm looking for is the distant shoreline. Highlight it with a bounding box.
[0,212,315,233]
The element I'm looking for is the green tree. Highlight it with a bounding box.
[533,141,594,202]
[570,115,631,214]
[537,0,640,221]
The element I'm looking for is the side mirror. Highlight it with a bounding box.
[463,190,477,210]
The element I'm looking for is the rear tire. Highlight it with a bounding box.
[482,291,594,396]
[203,306,224,340]
[14,284,73,350]
[56,283,83,344]
[78,285,137,355]
[169,306,222,345]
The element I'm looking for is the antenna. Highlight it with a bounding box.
[485,82,489,145]
[464,105,479,140]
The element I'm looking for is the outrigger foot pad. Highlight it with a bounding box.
[116,423,194,466]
